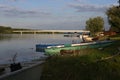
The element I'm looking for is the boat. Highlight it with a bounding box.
[36,37,113,56]
[64,34,80,37]
[44,40,113,56]
[36,44,64,52]
[64,32,80,37]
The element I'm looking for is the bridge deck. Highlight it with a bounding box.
[13,30,90,33]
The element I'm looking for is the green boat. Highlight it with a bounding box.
[44,40,113,56]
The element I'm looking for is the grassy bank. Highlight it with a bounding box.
[41,35,120,80]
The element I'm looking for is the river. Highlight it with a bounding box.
[0,34,81,65]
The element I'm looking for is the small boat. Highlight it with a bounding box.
[44,40,113,56]
[64,34,80,37]
[36,44,64,52]
[64,32,80,37]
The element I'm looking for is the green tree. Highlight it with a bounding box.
[106,6,120,32]
[86,16,104,36]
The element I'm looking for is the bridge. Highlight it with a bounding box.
[12,30,90,35]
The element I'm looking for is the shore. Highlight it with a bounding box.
[0,57,47,76]
[41,35,120,80]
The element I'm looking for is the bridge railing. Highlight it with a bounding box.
[12,30,90,35]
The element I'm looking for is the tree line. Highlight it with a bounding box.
[85,2,120,36]
[0,26,12,33]
[0,26,30,34]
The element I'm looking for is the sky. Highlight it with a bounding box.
[0,0,118,30]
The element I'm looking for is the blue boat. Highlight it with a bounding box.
[36,44,64,52]
[36,40,113,53]
[45,40,113,55]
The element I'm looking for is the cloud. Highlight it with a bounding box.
[5,0,25,2]
[69,3,109,12]
[3,9,50,17]
[0,4,9,9]
[10,0,17,1]
[0,4,51,18]
[74,0,86,3]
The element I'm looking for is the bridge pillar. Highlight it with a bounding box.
[20,32,22,35]
[52,32,54,35]
[34,31,36,35]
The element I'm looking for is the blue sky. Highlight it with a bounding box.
[0,0,118,30]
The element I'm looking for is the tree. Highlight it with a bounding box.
[85,16,104,36]
[0,26,12,33]
[106,6,120,32]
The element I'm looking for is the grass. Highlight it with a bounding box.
[41,35,120,80]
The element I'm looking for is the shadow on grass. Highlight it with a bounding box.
[41,38,120,80]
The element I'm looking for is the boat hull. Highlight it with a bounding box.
[36,44,63,52]
[45,41,113,56]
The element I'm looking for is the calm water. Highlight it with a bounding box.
[0,34,81,65]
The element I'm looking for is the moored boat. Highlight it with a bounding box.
[44,40,113,56]
[36,44,64,52]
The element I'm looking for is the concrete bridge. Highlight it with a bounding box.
[12,30,90,35]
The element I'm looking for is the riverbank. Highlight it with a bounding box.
[0,61,44,80]
[41,35,120,80]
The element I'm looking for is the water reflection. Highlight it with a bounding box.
[0,34,12,41]
[0,34,81,64]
